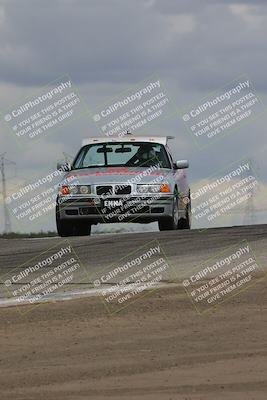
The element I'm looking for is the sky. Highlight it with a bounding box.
[0,0,267,233]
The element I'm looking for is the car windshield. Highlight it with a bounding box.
[72,142,171,169]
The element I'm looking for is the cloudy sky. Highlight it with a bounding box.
[0,0,267,232]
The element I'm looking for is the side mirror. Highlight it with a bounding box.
[57,162,71,172]
[175,160,189,169]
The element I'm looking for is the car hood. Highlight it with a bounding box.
[64,167,176,185]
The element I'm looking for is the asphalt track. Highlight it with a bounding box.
[0,224,267,303]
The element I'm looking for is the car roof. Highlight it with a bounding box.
[82,136,174,146]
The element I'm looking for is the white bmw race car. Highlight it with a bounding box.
[56,136,191,236]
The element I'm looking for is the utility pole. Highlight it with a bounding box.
[0,153,16,233]
[243,159,256,226]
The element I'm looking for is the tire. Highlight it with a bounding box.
[74,222,91,236]
[57,219,91,237]
[158,194,179,231]
[178,204,191,230]
[56,218,74,237]
[178,217,190,229]
[158,217,177,231]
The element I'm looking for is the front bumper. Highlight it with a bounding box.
[57,194,177,223]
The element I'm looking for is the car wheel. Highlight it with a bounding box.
[73,222,91,236]
[57,219,91,237]
[56,218,75,237]
[158,195,179,231]
[178,203,191,230]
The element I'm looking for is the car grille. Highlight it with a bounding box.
[96,185,113,196]
[114,185,131,195]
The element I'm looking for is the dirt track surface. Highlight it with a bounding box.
[0,225,267,399]
[0,284,267,400]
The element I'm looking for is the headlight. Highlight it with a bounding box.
[137,184,171,193]
[60,185,91,195]
[137,185,151,193]
[80,185,89,194]
[69,185,78,194]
